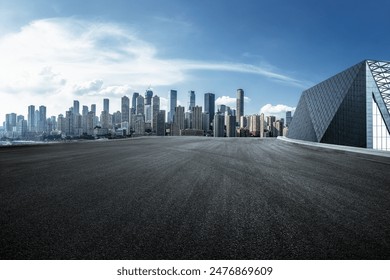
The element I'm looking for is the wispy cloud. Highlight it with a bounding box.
[0,17,305,118]
[0,18,305,94]
[180,61,306,87]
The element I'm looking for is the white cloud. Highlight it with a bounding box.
[260,104,296,120]
[73,80,104,96]
[215,96,236,106]
[0,17,305,122]
[215,96,251,107]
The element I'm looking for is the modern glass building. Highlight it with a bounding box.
[288,60,390,151]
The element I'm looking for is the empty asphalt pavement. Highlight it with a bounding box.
[1,137,389,259]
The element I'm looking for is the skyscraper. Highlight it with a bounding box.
[65,110,74,136]
[34,110,39,132]
[82,106,88,116]
[38,106,46,132]
[136,95,145,115]
[73,100,80,115]
[91,104,96,116]
[156,110,166,136]
[188,90,195,111]
[226,115,236,137]
[100,111,110,129]
[169,90,177,123]
[192,106,203,130]
[144,89,153,122]
[131,92,139,114]
[134,114,145,135]
[28,105,35,132]
[82,106,88,133]
[204,93,215,129]
[145,89,153,105]
[57,114,65,133]
[286,111,292,127]
[213,111,224,137]
[86,111,95,136]
[260,113,265,138]
[121,96,130,123]
[5,113,16,132]
[267,116,276,137]
[248,114,261,137]
[174,106,185,130]
[103,98,109,113]
[152,95,160,132]
[236,89,244,126]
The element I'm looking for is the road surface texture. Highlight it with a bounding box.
[1,137,389,259]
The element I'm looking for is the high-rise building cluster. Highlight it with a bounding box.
[1,88,290,140]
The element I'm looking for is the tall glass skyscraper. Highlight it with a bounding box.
[103,98,109,113]
[121,96,130,123]
[288,59,390,151]
[28,105,35,132]
[38,105,46,133]
[236,89,244,126]
[204,93,215,129]
[145,89,153,105]
[73,100,80,115]
[131,92,139,114]
[136,95,145,115]
[189,90,195,111]
[168,90,177,123]
[152,95,160,132]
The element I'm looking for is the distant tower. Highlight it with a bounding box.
[267,116,276,137]
[213,111,224,137]
[236,89,244,125]
[188,90,195,111]
[5,113,16,132]
[103,98,109,113]
[226,115,236,137]
[121,96,130,123]
[73,100,80,115]
[136,95,145,115]
[82,105,88,133]
[145,89,153,122]
[131,92,139,114]
[156,110,166,136]
[174,105,185,130]
[204,93,215,129]
[168,90,177,123]
[248,114,261,137]
[28,105,35,132]
[145,89,153,105]
[65,110,74,136]
[192,106,203,130]
[152,95,160,132]
[91,104,96,116]
[38,105,47,133]
[286,111,292,127]
[57,114,65,133]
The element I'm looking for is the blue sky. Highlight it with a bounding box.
[1,0,390,124]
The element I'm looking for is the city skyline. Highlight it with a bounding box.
[2,87,290,140]
[2,0,390,125]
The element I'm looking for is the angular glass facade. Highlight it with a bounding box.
[288,60,390,151]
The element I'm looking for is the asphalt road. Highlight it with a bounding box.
[1,137,389,259]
